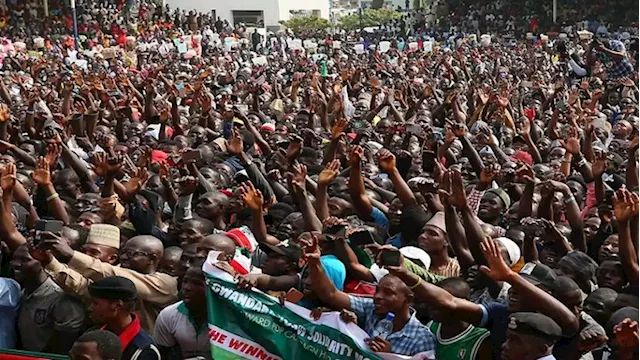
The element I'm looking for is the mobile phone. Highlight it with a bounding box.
[381,249,401,267]
[349,230,375,246]
[521,81,533,88]
[234,104,248,112]
[285,288,304,304]
[325,224,347,238]
[422,150,436,173]
[34,219,64,243]
[182,150,202,163]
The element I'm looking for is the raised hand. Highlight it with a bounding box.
[225,128,244,156]
[1,162,16,192]
[613,188,640,223]
[348,145,364,167]
[479,237,514,281]
[0,104,10,122]
[286,135,303,163]
[124,167,149,196]
[377,149,396,173]
[561,127,581,155]
[318,159,341,186]
[332,118,348,140]
[614,318,639,350]
[288,163,308,195]
[592,151,607,176]
[31,157,51,186]
[480,163,501,184]
[92,152,123,177]
[176,176,198,196]
[241,181,264,212]
[447,169,467,208]
[45,143,62,166]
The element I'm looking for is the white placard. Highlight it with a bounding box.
[378,41,391,53]
[354,44,365,54]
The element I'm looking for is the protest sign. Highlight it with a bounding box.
[203,253,434,360]
[203,253,380,360]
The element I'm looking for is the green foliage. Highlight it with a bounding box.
[337,8,402,31]
[279,16,332,33]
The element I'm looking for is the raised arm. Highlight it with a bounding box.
[348,146,374,217]
[305,247,352,311]
[479,237,579,336]
[378,149,417,207]
[316,160,340,222]
[612,188,639,285]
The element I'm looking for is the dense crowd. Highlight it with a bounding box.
[0,0,638,360]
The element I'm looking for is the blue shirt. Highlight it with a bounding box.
[479,302,509,360]
[370,208,403,247]
[0,278,20,349]
[348,295,436,356]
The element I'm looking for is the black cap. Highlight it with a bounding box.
[88,276,138,301]
[519,262,557,290]
[260,240,301,263]
[508,312,563,342]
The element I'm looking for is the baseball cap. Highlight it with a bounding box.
[508,312,562,342]
[260,240,301,263]
[519,262,557,290]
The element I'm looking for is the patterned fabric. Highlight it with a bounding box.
[430,257,461,278]
[348,296,436,356]
[596,40,635,80]
[467,188,485,216]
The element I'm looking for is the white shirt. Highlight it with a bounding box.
[153,301,212,360]
[537,355,556,360]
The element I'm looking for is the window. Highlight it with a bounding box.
[232,10,264,27]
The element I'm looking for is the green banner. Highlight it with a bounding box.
[204,266,382,360]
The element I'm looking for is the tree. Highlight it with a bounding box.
[337,8,402,31]
[279,16,332,34]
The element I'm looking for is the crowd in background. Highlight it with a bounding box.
[0,0,637,360]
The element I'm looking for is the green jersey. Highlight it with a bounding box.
[427,321,490,360]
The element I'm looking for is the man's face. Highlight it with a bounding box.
[372,276,408,315]
[178,221,205,247]
[195,193,223,220]
[82,243,118,264]
[75,194,100,214]
[76,212,103,230]
[88,297,116,325]
[501,330,543,360]
[583,292,613,327]
[478,192,504,222]
[597,261,625,291]
[264,248,295,275]
[182,267,206,310]
[119,241,153,274]
[599,235,619,262]
[584,217,601,244]
[10,246,41,283]
[178,245,198,278]
[69,341,104,360]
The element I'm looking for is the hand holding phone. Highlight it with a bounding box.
[380,249,402,267]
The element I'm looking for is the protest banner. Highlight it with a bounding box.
[203,253,434,360]
[204,254,380,360]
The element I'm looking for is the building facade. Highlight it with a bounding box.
[165,0,330,31]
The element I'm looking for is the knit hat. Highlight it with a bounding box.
[486,188,511,209]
